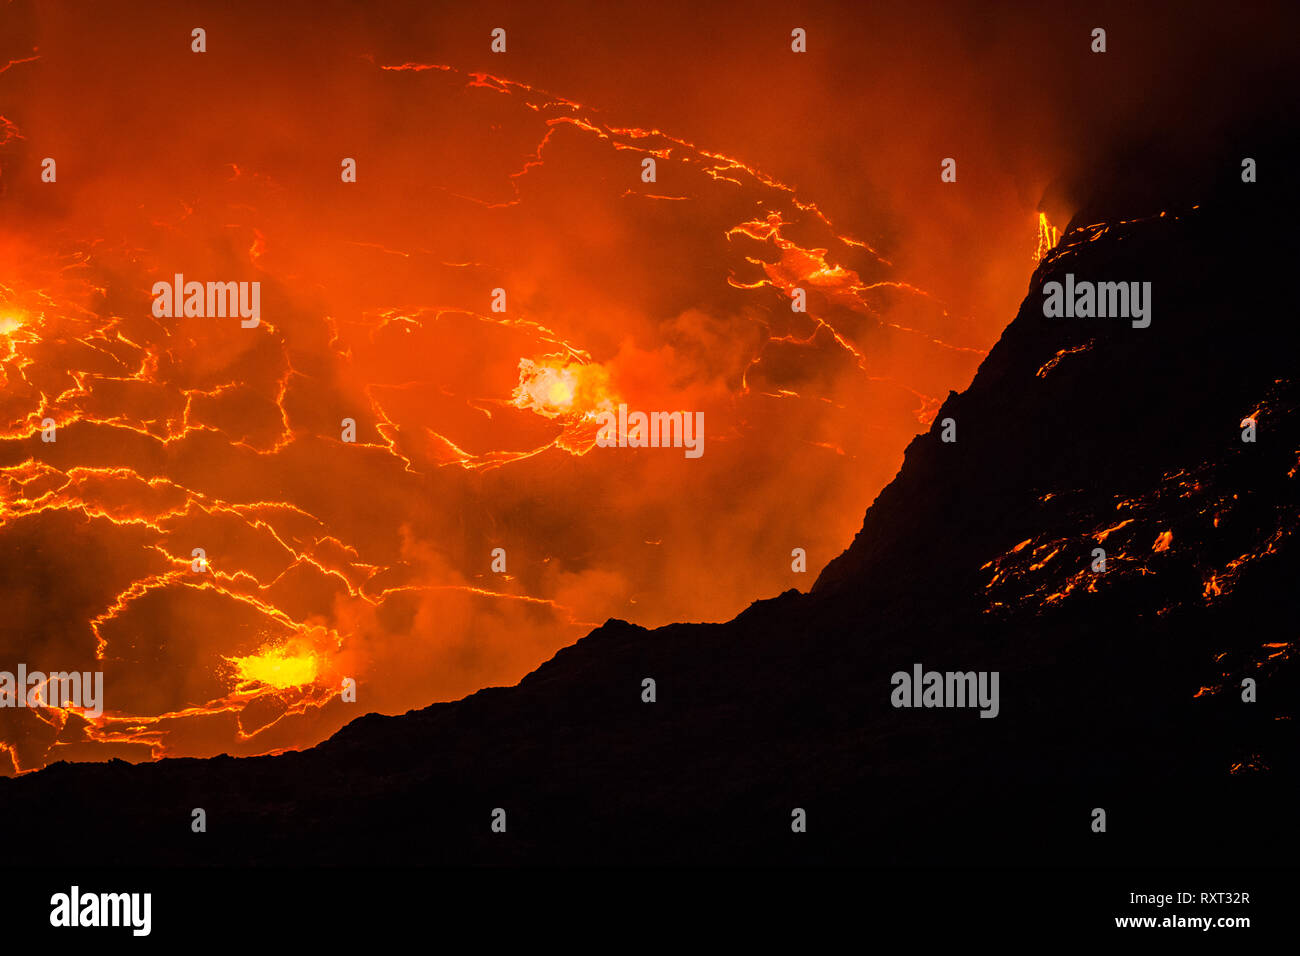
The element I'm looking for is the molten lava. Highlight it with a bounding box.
[227,641,322,691]
[0,7,1057,774]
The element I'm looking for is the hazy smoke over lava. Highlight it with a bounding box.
[0,0,1291,772]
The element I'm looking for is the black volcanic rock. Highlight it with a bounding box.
[2,177,1297,867]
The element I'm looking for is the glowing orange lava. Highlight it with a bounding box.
[226,642,322,690]
[512,357,617,423]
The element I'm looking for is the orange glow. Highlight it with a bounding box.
[227,642,321,690]
[1033,212,1061,262]
[0,3,1084,774]
[512,357,616,424]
